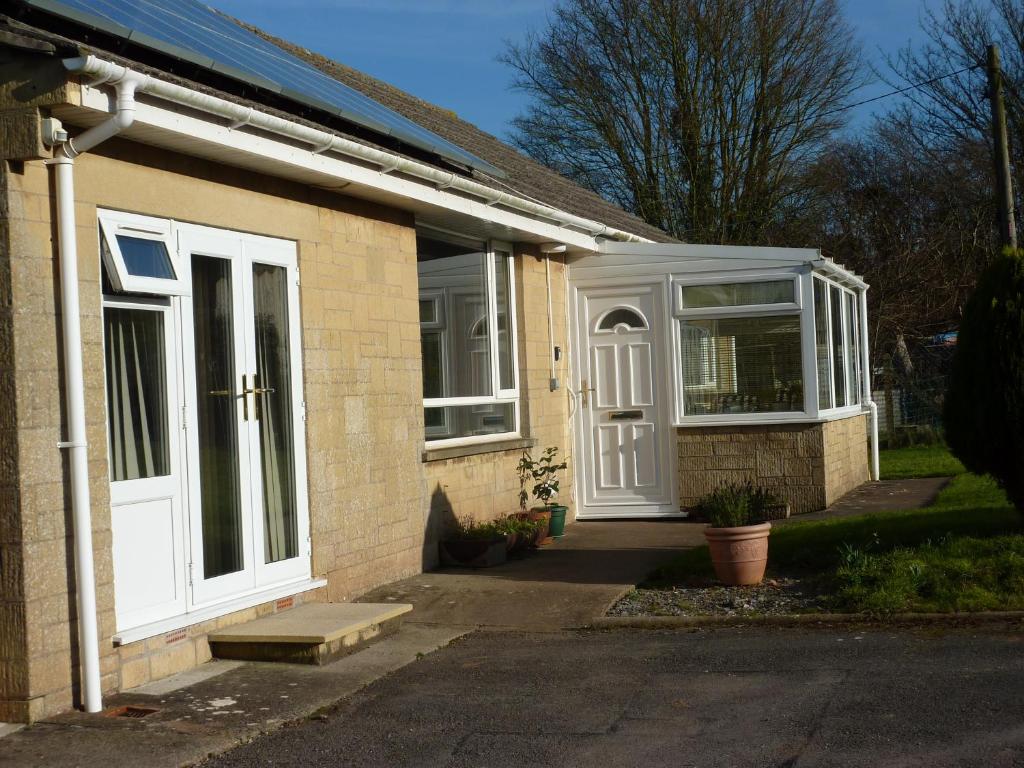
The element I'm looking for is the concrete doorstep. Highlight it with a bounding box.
[0,624,470,768]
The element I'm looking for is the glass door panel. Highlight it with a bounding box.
[191,254,245,580]
[251,263,298,565]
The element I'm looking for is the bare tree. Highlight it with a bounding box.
[504,0,862,244]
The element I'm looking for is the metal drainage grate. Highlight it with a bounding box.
[104,705,159,719]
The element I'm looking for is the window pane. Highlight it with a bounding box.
[417,234,491,398]
[419,298,436,324]
[680,316,804,415]
[681,280,794,309]
[844,293,860,406]
[252,263,298,565]
[104,307,170,481]
[494,250,515,390]
[830,286,847,407]
[192,255,244,580]
[814,279,833,410]
[598,307,647,330]
[849,297,862,405]
[424,403,515,441]
[116,235,176,279]
[421,332,443,398]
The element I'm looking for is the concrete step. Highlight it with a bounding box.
[208,602,413,665]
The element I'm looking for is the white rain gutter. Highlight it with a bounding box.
[62,56,647,244]
[47,64,148,714]
[859,290,880,481]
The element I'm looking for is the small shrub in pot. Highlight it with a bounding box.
[699,482,775,586]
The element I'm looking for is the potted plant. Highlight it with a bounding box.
[438,517,507,568]
[494,514,543,554]
[517,447,569,541]
[699,482,772,586]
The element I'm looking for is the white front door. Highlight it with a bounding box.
[180,224,311,607]
[575,286,677,518]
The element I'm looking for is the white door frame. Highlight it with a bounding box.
[570,277,680,519]
[178,222,311,610]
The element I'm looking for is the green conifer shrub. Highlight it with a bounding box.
[943,249,1024,510]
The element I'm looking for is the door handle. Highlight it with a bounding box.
[242,374,276,421]
[580,378,596,408]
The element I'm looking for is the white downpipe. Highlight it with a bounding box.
[859,289,880,481]
[51,67,142,714]
[545,258,556,390]
[62,56,647,244]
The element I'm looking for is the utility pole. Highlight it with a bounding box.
[987,43,1017,250]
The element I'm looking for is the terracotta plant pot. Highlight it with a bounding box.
[528,507,552,545]
[703,522,771,586]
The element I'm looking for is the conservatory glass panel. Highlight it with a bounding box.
[679,316,804,415]
[844,292,861,406]
[814,279,833,410]
[830,285,847,407]
[681,280,794,309]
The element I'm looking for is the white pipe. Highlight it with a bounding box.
[545,258,556,390]
[859,289,880,481]
[51,67,142,715]
[63,56,647,245]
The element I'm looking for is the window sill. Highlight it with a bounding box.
[422,436,537,463]
[111,578,327,646]
[676,406,869,428]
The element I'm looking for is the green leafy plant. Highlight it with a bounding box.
[517,447,568,510]
[493,515,542,536]
[944,248,1024,511]
[450,516,503,540]
[697,482,779,528]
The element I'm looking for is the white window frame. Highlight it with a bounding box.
[673,272,806,423]
[418,231,520,448]
[98,209,187,296]
[812,274,866,417]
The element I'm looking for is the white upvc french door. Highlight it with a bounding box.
[179,224,310,608]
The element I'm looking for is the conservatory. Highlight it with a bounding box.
[567,242,877,519]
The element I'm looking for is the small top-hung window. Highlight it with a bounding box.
[98,210,184,295]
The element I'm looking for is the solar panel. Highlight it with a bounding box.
[23,0,503,176]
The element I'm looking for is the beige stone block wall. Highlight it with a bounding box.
[2,138,427,719]
[2,135,576,719]
[422,247,574,562]
[822,413,871,505]
[677,413,869,514]
[0,161,31,723]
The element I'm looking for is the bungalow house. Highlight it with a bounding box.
[0,0,876,722]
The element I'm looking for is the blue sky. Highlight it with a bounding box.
[215,0,937,140]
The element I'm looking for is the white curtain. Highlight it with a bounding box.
[105,308,164,482]
[253,265,295,564]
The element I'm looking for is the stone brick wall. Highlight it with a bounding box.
[677,413,869,515]
[1,138,430,717]
[1,134,578,719]
[0,161,31,722]
[823,414,871,504]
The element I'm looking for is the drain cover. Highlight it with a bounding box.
[104,705,159,719]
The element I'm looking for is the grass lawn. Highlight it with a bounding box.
[647,446,1024,614]
[880,444,965,480]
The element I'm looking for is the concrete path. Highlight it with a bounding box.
[0,625,468,768]
[202,623,1024,768]
[782,477,950,523]
[358,520,707,630]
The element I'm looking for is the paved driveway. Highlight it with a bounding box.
[204,624,1024,768]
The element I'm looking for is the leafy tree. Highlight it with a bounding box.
[503,0,862,244]
[944,249,1024,510]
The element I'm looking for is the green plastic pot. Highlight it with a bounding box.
[547,505,568,537]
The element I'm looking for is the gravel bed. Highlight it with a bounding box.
[608,577,826,617]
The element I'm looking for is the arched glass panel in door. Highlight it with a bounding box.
[596,306,648,332]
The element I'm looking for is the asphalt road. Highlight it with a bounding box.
[203,624,1024,768]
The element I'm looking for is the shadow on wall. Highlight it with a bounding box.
[422,483,457,571]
